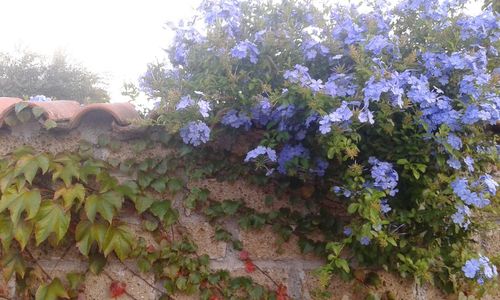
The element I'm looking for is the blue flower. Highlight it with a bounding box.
[360,236,371,246]
[446,157,461,170]
[366,35,392,55]
[197,100,211,118]
[464,156,474,172]
[251,98,273,126]
[451,204,471,229]
[451,178,490,208]
[221,109,252,130]
[176,95,195,110]
[462,256,498,284]
[180,121,211,146]
[447,133,462,150]
[333,186,352,198]
[319,102,353,134]
[380,199,392,214]
[369,157,399,196]
[244,146,277,162]
[277,144,310,174]
[310,158,329,177]
[29,95,51,102]
[343,227,352,236]
[479,174,498,195]
[231,40,259,64]
[324,73,357,98]
[358,109,374,124]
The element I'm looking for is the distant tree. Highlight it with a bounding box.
[0,50,109,103]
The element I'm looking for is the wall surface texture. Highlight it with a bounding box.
[0,99,498,300]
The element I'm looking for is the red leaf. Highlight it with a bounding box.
[276,284,289,300]
[146,244,156,253]
[209,295,219,300]
[239,250,249,261]
[110,281,127,298]
[244,260,256,273]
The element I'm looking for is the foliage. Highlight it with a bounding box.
[0,49,109,103]
[138,0,500,296]
[0,146,285,299]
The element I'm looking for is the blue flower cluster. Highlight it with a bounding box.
[319,102,354,134]
[221,109,252,130]
[199,0,241,37]
[176,95,211,118]
[451,177,494,209]
[462,256,498,285]
[369,157,399,196]
[179,121,211,147]
[29,95,51,102]
[231,40,259,64]
[277,144,310,174]
[244,146,277,162]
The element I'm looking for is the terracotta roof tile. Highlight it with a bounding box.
[0,99,141,130]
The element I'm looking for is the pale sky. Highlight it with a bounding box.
[0,0,483,103]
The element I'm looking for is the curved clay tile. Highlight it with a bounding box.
[0,97,23,127]
[29,100,82,121]
[69,102,141,128]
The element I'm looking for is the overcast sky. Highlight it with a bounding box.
[0,0,483,103]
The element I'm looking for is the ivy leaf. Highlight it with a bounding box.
[35,278,70,300]
[0,214,13,250]
[43,119,58,130]
[85,191,123,224]
[89,253,107,275]
[13,153,50,184]
[66,272,85,291]
[149,201,178,226]
[52,156,80,187]
[151,179,166,193]
[1,251,26,280]
[75,220,107,256]
[133,195,154,214]
[0,188,41,225]
[167,178,184,193]
[110,281,127,298]
[54,184,86,210]
[14,102,29,114]
[31,106,45,118]
[102,225,134,261]
[14,219,33,250]
[34,201,70,245]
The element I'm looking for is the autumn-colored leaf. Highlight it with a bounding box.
[110,281,127,298]
[244,260,256,273]
[276,284,289,300]
[239,250,249,261]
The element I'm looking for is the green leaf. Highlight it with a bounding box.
[66,272,85,291]
[35,278,69,300]
[0,214,13,250]
[14,219,33,250]
[75,220,107,256]
[54,184,86,210]
[102,225,134,261]
[52,157,80,187]
[1,251,26,280]
[150,201,178,226]
[151,179,166,193]
[0,188,41,225]
[89,253,107,275]
[14,102,29,114]
[133,195,154,214]
[34,201,70,245]
[32,106,45,118]
[85,191,123,223]
[11,153,49,185]
[43,119,58,130]
[167,178,184,193]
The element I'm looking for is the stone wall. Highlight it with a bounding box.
[0,102,498,300]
